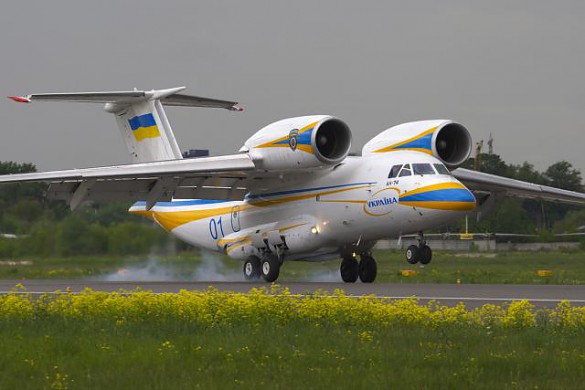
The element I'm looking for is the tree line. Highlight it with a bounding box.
[455,154,585,237]
[0,162,171,258]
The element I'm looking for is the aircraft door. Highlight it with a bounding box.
[231,205,241,232]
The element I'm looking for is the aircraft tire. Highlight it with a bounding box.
[420,245,432,265]
[261,254,280,283]
[358,255,377,283]
[406,245,420,264]
[340,256,359,283]
[243,255,262,280]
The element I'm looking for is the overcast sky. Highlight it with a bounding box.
[1,1,584,172]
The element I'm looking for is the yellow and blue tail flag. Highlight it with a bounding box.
[128,113,161,141]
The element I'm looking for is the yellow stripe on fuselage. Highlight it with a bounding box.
[226,240,252,253]
[149,205,241,232]
[217,235,251,246]
[278,223,307,232]
[399,201,476,211]
[250,185,370,207]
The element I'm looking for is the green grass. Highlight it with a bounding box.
[0,250,585,284]
[1,319,584,389]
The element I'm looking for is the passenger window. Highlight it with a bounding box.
[412,163,435,175]
[433,163,450,175]
[398,164,412,177]
[388,165,402,178]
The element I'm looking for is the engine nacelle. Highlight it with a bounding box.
[241,115,352,170]
[362,120,472,169]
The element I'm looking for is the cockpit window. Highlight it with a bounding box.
[398,164,412,177]
[433,163,450,175]
[412,163,435,175]
[388,165,402,178]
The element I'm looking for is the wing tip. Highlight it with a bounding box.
[231,104,244,112]
[8,96,31,103]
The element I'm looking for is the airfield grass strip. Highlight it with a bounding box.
[1,287,585,389]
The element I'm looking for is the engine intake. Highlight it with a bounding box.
[362,120,472,169]
[313,118,352,164]
[433,122,472,168]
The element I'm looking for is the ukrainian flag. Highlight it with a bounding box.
[128,113,161,141]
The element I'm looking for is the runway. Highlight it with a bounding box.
[1,280,585,308]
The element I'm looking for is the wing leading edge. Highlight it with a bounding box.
[453,168,585,205]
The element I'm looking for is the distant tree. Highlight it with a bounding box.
[0,161,45,210]
[544,161,584,192]
[0,161,36,175]
[512,162,547,185]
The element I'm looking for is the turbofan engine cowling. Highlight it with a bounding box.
[362,120,472,169]
[241,115,352,170]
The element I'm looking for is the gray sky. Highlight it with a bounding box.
[1,1,584,172]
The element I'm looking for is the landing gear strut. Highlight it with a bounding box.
[405,232,432,265]
[340,254,377,283]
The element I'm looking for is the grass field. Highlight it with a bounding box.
[1,289,585,389]
[1,249,585,284]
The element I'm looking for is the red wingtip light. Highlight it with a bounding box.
[232,104,244,112]
[8,96,31,103]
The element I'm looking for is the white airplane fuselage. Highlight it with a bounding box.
[130,151,476,261]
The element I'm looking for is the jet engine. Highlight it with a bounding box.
[241,115,352,170]
[362,120,472,169]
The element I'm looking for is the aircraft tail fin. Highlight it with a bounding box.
[8,87,243,163]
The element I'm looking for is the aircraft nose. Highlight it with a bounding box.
[398,180,476,211]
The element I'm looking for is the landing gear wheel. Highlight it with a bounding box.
[406,245,420,264]
[358,255,377,283]
[261,254,281,283]
[243,255,261,280]
[420,245,432,265]
[340,256,359,283]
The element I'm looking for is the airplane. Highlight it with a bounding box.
[2,87,585,283]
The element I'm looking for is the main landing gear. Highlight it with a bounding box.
[340,253,377,283]
[405,232,432,265]
[243,253,281,282]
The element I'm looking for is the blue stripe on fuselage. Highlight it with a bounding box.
[400,188,475,203]
[132,199,232,208]
[245,182,375,200]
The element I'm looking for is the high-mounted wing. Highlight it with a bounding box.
[453,168,585,205]
[0,155,256,210]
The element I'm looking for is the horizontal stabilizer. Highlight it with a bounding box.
[8,87,243,111]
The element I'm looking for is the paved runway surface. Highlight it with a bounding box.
[1,280,585,308]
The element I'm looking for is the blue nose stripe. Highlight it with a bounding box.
[400,188,476,203]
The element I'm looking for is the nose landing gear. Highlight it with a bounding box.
[340,253,377,283]
[405,232,432,265]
